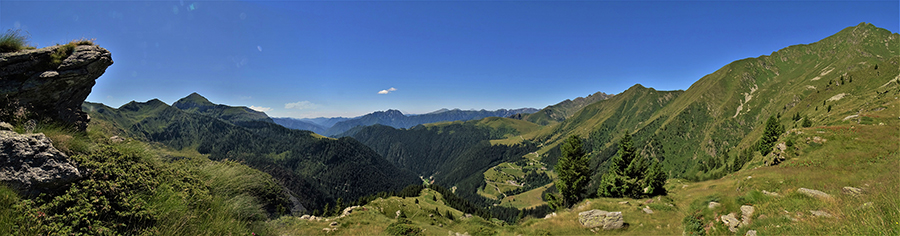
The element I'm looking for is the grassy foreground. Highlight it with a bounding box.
[1,120,287,235]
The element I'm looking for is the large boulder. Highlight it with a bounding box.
[1,44,113,131]
[578,209,624,230]
[0,129,82,196]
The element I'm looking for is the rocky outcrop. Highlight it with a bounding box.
[0,128,82,196]
[766,142,788,166]
[1,44,113,131]
[578,209,624,230]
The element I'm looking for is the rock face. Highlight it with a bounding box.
[0,129,82,196]
[0,44,113,131]
[578,210,624,230]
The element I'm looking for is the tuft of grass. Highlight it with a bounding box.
[0,29,32,53]
[50,43,76,66]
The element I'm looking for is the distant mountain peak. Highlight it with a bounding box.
[173,92,215,109]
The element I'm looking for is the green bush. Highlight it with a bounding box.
[384,218,423,236]
[0,29,31,53]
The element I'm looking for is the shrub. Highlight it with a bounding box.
[384,218,423,236]
[0,29,31,53]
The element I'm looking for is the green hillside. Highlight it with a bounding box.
[530,23,899,183]
[83,98,420,214]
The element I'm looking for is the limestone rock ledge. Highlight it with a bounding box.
[0,44,113,131]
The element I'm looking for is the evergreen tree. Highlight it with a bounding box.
[758,115,784,155]
[598,131,667,198]
[554,135,590,207]
[802,115,813,127]
[642,161,667,196]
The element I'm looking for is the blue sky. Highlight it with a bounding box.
[2,1,897,118]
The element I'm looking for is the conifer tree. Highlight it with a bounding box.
[598,131,667,198]
[554,135,590,207]
[758,115,784,155]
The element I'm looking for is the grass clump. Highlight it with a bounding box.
[0,29,33,53]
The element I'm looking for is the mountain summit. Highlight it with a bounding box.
[172,93,273,124]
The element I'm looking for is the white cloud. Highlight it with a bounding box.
[249,106,271,112]
[285,101,319,110]
[378,87,398,94]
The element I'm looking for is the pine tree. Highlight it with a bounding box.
[758,115,784,155]
[642,160,667,196]
[554,135,590,207]
[598,131,667,198]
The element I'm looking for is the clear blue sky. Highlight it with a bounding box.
[2,1,897,118]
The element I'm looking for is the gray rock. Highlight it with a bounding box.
[741,205,755,226]
[0,130,82,196]
[721,213,740,233]
[642,207,653,214]
[842,186,863,196]
[767,142,788,165]
[797,188,832,199]
[762,190,781,197]
[109,135,125,143]
[0,122,12,131]
[746,229,758,236]
[0,45,113,131]
[577,209,623,230]
[341,205,360,217]
[708,201,721,209]
[810,210,833,218]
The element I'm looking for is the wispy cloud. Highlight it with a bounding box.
[378,87,398,94]
[285,101,319,110]
[249,106,271,112]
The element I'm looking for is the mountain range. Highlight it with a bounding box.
[274,108,538,136]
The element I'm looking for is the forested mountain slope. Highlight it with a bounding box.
[83,96,420,213]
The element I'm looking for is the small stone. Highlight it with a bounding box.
[109,135,125,143]
[746,230,758,236]
[797,188,832,199]
[842,186,863,196]
[741,205,755,226]
[300,215,310,220]
[642,207,653,214]
[810,210,833,218]
[762,190,781,197]
[708,201,721,209]
[721,213,740,232]
[618,201,630,205]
